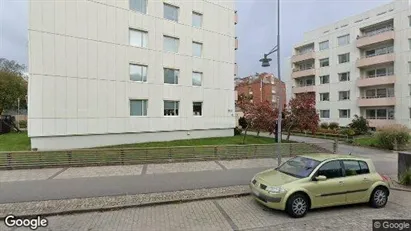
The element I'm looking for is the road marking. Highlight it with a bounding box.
[47,168,68,180]
[213,200,239,231]
[214,161,228,170]
[141,164,148,175]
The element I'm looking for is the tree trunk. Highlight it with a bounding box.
[243,125,249,144]
[257,130,260,137]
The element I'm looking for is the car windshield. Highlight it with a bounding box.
[276,156,321,178]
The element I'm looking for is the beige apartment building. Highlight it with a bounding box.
[286,0,411,128]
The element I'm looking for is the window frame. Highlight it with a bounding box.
[319,58,330,67]
[338,91,350,101]
[164,68,179,84]
[339,109,351,118]
[192,71,202,86]
[319,75,330,84]
[129,0,147,14]
[319,40,329,51]
[338,53,350,64]
[163,35,180,53]
[129,63,148,82]
[192,11,203,28]
[320,110,330,118]
[129,28,148,48]
[319,92,330,101]
[193,102,203,116]
[192,41,203,57]
[164,100,180,116]
[163,3,179,22]
[312,160,344,179]
[338,72,350,82]
[337,34,350,46]
[342,160,370,176]
[129,99,148,116]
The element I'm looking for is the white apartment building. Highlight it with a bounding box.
[28,0,238,150]
[286,0,411,128]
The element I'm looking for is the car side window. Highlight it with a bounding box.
[342,160,361,176]
[317,161,343,179]
[358,161,370,174]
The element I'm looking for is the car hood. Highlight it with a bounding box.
[256,169,298,186]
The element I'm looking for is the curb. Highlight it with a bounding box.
[0,192,251,220]
[390,180,411,192]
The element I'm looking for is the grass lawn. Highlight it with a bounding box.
[353,136,380,147]
[0,132,31,152]
[0,132,280,152]
[107,135,281,149]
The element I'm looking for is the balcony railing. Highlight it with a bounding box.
[362,47,394,58]
[366,116,394,120]
[365,72,394,78]
[358,26,394,39]
[293,67,314,72]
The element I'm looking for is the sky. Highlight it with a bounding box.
[0,0,392,81]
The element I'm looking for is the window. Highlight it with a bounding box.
[317,161,343,179]
[164,36,179,53]
[130,64,147,82]
[338,72,350,81]
[342,161,362,176]
[130,100,147,116]
[337,34,350,46]
[319,75,329,84]
[164,3,179,22]
[193,102,202,116]
[192,12,202,27]
[338,53,350,64]
[366,108,394,120]
[164,68,179,84]
[193,42,203,57]
[130,0,147,14]
[277,156,321,178]
[164,100,179,116]
[339,109,351,118]
[319,40,329,51]
[192,72,202,86]
[130,29,148,48]
[319,58,329,67]
[319,93,329,101]
[320,110,330,118]
[358,161,370,174]
[338,91,350,100]
[365,46,393,57]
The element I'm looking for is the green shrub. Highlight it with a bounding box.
[349,115,369,135]
[375,125,410,150]
[400,168,411,186]
[340,128,355,136]
[18,120,27,129]
[320,122,329,129]
[234,127,242,136]
[329,122,339,130]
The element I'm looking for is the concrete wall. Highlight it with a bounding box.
[28,0,236,150]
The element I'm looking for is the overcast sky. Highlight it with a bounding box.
[0,0,392,80]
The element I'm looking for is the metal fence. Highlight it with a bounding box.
[0,142,336,170]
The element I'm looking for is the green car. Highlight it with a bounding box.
[250,153,390,218]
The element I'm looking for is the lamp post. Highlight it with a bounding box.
[259,0,282,166]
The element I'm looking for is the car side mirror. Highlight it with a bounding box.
[314,175,327,181]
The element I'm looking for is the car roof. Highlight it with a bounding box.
[298,153,370,162]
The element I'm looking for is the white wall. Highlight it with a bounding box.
[28,0,236,150]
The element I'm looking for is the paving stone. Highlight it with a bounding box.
[54,165,144,179]
[146,161,222,174]
[0,168,63,182]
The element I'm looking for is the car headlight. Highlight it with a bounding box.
[265,186,286,194]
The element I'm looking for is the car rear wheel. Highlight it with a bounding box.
[369,187,388,208]
[286,193,309,218]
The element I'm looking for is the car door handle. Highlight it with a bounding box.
[363,178,371,182]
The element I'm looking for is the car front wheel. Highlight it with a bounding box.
[370,187,388,208]
[286,193,309,218]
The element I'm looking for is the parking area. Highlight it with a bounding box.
[2,190,410,231]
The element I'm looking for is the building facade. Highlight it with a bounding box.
[28,0,237,150]
[235,73,286,108]
[287,0,411,128]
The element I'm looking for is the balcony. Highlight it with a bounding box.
[291,68,316,79]
[368,119,395,128]
[234,11,238,25]
[292,51,315,63]
[292,85,315,94]
[235,38,238,50]
[357,96,396,107]
[357,75,395,87]
[356,53,395,68]
[356,28,394,48]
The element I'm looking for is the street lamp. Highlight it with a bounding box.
[259,0,282,166]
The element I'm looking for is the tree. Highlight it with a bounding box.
[0,71,27,115]
[238,117,248,130]
[283,93,320,141]
[0,58,26,75]
[236,94,278,143]
[349,115,369,135]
